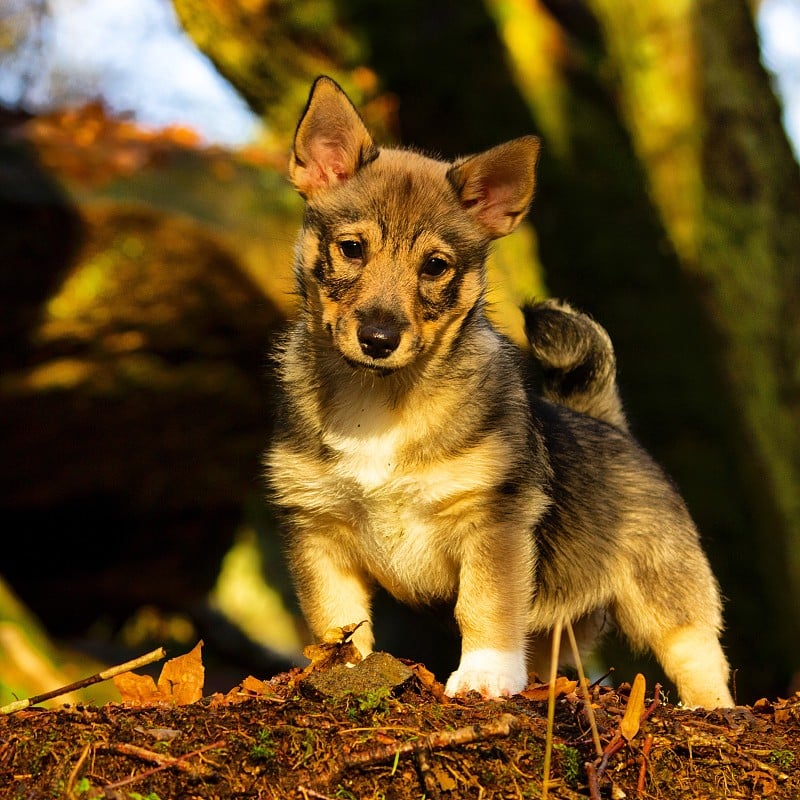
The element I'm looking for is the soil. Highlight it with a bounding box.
[2,653,798,800]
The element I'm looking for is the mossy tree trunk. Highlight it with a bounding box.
[173,0,800,699]
[574,0,800,696]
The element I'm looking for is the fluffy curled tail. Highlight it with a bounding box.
[522,299,628,432]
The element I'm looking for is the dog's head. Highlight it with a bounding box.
[290,76,540,374]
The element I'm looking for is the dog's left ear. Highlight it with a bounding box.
[291,76,379,198]
[447,136,541,238]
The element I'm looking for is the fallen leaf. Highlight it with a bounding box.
[113,671,161,705]
[156,641,205,705]
[434,766,458,791]
[240,675,269,695]
[620,673,646,741]
[520,676,578,701]
[411,662,448,701]
[134,726,181,742]
[113,642,205,706]
[302,621,365,674]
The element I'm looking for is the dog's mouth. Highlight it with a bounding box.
[341,354,401,376]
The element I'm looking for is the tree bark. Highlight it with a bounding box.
[171,0,800,699]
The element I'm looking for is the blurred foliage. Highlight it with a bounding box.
[0,105,296,657]
[0,577,116,708]
[171,0,800,699]
[171,0,396,147]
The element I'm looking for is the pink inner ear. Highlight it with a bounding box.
[471,179,519,231]
[308,139,353,188]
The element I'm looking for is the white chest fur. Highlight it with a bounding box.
[312,392,499,602]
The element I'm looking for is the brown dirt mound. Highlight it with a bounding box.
[1,654,798,800]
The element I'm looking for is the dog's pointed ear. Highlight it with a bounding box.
[447,136,541,238]
[290,76,378,197]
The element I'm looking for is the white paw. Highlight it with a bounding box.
[444,649,527,699]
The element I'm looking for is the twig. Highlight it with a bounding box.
[587,683,662,799]
[565,619,603,757]
[542,616,563,799]
[96,739,224,794]
[298,787,338,800]
[105,741,215,776]
[323,714,517,785]
[347,714,517,769]
[65,742,92,799]
[416,745,441,800]
[589,667,615,689]
[636,733,653,796]
[0,647,167,713]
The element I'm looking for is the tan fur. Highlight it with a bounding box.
[265,77,734,707]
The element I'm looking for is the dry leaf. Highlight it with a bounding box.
[134,726,181,742]
[157,641,205,705]
[113,642,205,706]
[113,671,161,705]
[434,766,458,791]
[240,675,269,695]
[520,676,577,701]
[620,672,646,741]
[302,621,365,674]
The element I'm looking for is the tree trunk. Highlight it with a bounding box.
[172,0,800,699]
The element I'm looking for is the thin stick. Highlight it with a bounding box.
[542,616,563,800]
[589,683,662,796]
[636,733,653,796]
[298,787,338,800]
[65,742,91,799]
[564,620,603,757]
[339,714,518,772]
[98,739,224,793]
[106,741,214,776]
[315,714,516,788]
[0,647,167,714]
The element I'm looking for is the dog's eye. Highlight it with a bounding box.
[339,240,363,260]
[421,256,450,278]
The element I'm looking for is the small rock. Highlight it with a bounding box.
[301,651,413,700]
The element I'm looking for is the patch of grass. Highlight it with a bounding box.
[769,749,794,770]
[345,686,392,720]
[250,728,277,763]
[553,743,581,786]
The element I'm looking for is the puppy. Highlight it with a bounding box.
[265,76,734,708]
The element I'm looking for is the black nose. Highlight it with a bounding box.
[358,323,402,359]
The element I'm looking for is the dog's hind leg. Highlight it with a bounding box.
[612,569,734,709]
[649,625,734,708]
[523,300,628,432]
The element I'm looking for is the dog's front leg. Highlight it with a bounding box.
[288,531,375,657]
[445,528,533,698]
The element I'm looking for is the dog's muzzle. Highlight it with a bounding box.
[358,322,401,359]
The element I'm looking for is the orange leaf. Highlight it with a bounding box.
[520,676,577,701]
[302,622,365,674]
[157,641,205,705]
[620,673,646,741]
[240,675,269,695]
[113,642,205,707]
[113,671,163,705]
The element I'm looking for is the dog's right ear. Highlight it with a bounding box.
[448,136,541,238]
[290,76,378,198]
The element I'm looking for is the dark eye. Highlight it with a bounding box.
[421,256,450,278]
[339,240,363,259]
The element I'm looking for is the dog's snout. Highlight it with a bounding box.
[358,322,402,359]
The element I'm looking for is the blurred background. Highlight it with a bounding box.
[1,0,798,707]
